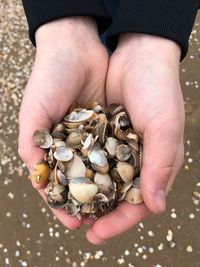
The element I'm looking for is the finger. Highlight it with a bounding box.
[86,202,149,245]
[38,189,83,230]
[140,121,184,214]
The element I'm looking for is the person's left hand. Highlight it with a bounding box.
[86,33,185,244]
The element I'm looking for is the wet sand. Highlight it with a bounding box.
[0,1,200,266]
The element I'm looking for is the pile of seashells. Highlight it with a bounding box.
[31,102,143,220]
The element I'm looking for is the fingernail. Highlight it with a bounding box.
[155,190,166,212]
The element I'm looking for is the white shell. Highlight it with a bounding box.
[105,137,119,157]
[125,187,143,204]
[94,172,113,193]
[69,177,98,203]
[88,149,108,167]
[54,147,73,162]
[65,155,86,178]
[117,161,134,183]
[65,109,94,123]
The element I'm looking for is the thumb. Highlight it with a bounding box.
[18,94,53,188]
[140,120,184,214]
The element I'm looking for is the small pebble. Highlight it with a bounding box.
[186,245,193,253]
[188,213,195,219]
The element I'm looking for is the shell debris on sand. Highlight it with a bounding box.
[33,102,143,220]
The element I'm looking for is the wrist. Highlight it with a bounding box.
[118,33,181,64]
[35,16,98,47]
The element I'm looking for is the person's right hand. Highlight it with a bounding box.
[18,17,109,230]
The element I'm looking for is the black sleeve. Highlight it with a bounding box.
[106,0,200,60]
[22,0,111,46]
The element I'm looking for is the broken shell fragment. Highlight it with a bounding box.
[69,177,98,204]
[44,182,68,208]
[54,147,73,162]
[33,131,53,149]
[125,187,143,204]
[31,161,49,185]
[117,161,134,183]
[65,201,79,216]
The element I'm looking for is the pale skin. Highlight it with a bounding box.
[18,17,185,244]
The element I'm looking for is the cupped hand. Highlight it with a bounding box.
[86,33,185,244]
[18,17,109,230]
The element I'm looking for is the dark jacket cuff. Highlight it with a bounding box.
[106,0,200,60]
[22,0,111,46]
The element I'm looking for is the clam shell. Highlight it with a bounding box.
[52,123,66,133]
[133,177,140,188]
[33,131,53,149]
[117,161,134,183]
[65,155,86,179]
[94,172,113,194]
[65,202,79,216]
[105,137,119,157]
[69,177,98,204]
[53,140,66,148]
[66,130,85,149]
[88,149,108,167]
[116,144,131,161]
[54,147,73,162]
[56,169,67,186]
[65,109,94,123]
[125,187,143,204]
[110,167,122,183]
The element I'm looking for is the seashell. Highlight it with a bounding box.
[33,130,53,149]
[118,181,133,201]
[56,169,67,186]
[94,193,109,203]
[57,160,66,173]
[110,167,122,183]
[31,161,49,185]
[54,146,73,162]
[105,137,119,157]
[69,177,98,204]
[64,121,83,129]
[51,131,67,139]
[52,123,66,133]
[106,103,124,117]
[95,114,108,144]
[81,203,96,214]
[94,172,113,194]
[116,144,131,161]
[65,155,86,179]
[64,108,94,123]
[44,182,68,208]
[117,161,134,183]
[133,177,140,188]
[65,201,79,216]
[125,187,143,204]
[44,149,55,167]
[66,130,86,149]
[53,140,66,148]
[48,169,55,182]
[81,133,94,157]
[85,168,95,180]
[88,149,108,167]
